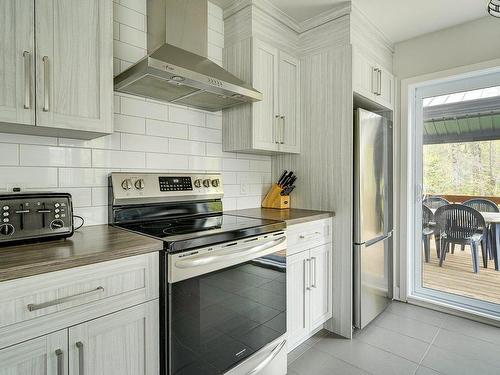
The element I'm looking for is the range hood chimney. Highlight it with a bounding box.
[114,0,262,112]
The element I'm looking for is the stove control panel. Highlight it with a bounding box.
[111,173,224,204]
[0,193,73,245]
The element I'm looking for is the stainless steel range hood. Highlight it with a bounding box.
[114,0,262,112]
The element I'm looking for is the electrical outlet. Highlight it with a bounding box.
[240,184,250,195]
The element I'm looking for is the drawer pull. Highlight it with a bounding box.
[55,349,64,375]
[299,231,321,240]
[27,286,104,312]
[76,341,84,375]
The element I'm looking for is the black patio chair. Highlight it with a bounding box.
[422,205,436,263]
[423,196,450,209]
[435,204,487,273]
[464,199,499,259]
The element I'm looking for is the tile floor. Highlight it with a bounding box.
[287,301,500,375]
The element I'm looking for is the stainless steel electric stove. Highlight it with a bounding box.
[109,172,288,375]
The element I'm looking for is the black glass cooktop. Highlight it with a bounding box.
[116,214,285,252]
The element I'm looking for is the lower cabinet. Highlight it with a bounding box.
[0,300,159,375]
[287,244,332,350]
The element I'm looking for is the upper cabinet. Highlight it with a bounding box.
[0,0,113,140]
[224,38,300,154]
[352,48,394,110]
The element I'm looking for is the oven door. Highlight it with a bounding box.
[162,233,287,375]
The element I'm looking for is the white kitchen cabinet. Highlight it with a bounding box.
[352,49,394,110]
[287,243,333,351]
[69,300,159,375]
[223,38,300,154]
[0,0,113,139]
[0,0,35,127]
[0,330,68,375]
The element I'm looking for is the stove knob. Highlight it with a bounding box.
[194,179,202,188]
[0,223,15,236]
[203,179,211,188]
[121,178,133,190]
[211,179,220,188]
[135,179,145,190]
[50,219,64,230]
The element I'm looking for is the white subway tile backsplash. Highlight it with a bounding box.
[146,119,188,139]
[121,133,168,153]
[59,168,113,188]
[0,167,58,189]
[114,114,146,134]
[169,106,206,127]
[0,2,267,227]
[20,145,91,167]
[92,149,146,168]
[169,139,205,155]
[189,126,221,143]
[146,153,189,170]
[0,143,18,165]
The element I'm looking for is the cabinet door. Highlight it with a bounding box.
[252,39,279,152]
[278,51,300,154]
[378,67,394,110]
[309,244,333,330]
[352,50,376,101]
[0,0,35,126]
[35,0,113,134]
[286,251,310,351]
[68,300,159,375]
[0,330,67,375]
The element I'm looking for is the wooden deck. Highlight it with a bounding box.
[423,243,500,305]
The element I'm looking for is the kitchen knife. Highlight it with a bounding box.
[277,170,288,186]
[281,171,294,188]
[286,175,297,188]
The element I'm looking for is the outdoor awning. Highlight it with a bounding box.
[423,92,500,144]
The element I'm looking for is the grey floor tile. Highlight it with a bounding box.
[432,328,500,367]
[355,324,430,363]
[288,347,369,375]
[288,341,311,364]
[387,302,446,327]
[373,311,440,343]
[440,314,500,346]
[313,333,418,375]
[415,366,444,375]
[422,345,500,375]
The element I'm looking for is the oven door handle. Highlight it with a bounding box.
[175,236,286,269]
[246,339,287,375]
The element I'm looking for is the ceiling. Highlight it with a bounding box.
[214,0,490,43]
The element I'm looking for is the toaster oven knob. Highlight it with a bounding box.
[121,178,133,190]
[211,179,220,187]
[194,179,202,188]
[0,223,15,236]
[50,219,64,230]
[203,179,211,188]
[135,179,145,190]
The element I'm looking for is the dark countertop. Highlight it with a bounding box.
[0,225,163,282]
[226,208,334,226]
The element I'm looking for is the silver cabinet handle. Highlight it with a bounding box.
[377,69,382,96]
[55,349,64,375]
[299,231,321,240]
[23,51,31,109]
[311,256,317,288]
[274,115,280,144]
[246,339,287,375]
[76,342,84,375]
[372,67,378,95]
[280,115,285,144]
[27,286,104,312]
[42,56,50,112]
[304,258,311,291]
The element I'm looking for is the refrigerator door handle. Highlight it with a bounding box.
[365,231,392,247]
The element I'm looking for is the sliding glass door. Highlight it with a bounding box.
[412,71,500,316]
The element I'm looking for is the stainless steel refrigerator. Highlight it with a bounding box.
[353,108,393,330]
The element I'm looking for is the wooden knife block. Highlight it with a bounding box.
[262,184,290,209]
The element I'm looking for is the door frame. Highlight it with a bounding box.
[397,57,500,324]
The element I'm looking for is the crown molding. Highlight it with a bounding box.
[299,2,351,33]
[350,3,394,52]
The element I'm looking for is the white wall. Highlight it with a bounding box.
[0,0,272,225]
[394,16,500,79]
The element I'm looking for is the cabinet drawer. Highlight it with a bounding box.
[0,253,158,347]
[286,218,332,255]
